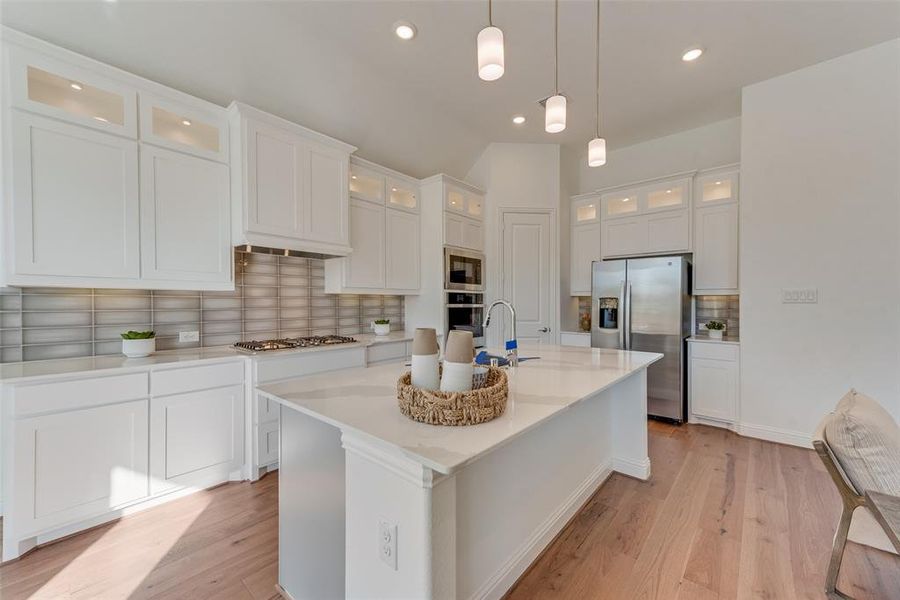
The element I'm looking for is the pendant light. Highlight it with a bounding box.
[545,0,566,133]
[477,0,504,81]
[588,0,606,166]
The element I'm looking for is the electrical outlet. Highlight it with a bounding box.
[781,288,818,304]
[378,520,397,570]
[179,330,200,343]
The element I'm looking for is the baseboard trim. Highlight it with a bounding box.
[467,460,613,600]
[612,456,651,480]
[737,421,811,448]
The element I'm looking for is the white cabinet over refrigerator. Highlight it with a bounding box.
[570,194,602,296]
[693,166,740,294]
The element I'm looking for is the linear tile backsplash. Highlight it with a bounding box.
[0,251,405,363]
[695,295,739,337]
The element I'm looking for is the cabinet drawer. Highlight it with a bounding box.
[366,342,408,364]
[152,361,244,396]
[255,346,366,383]
[690,342,738,362]
[14,372,149,417]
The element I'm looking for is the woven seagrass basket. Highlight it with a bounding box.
[397,366,508,426]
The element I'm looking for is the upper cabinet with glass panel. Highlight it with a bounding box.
[697,170,739,206]
[643,178,690,213]
[387,177,418,212]
[11,48,137,137]
[601,192,639,218]
[466,193,483,218]
[349,163,386,204]
[572,196,600,225]
[446,186,467,214]
[139,93,228,162]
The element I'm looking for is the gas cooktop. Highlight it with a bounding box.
[233,335,358,354]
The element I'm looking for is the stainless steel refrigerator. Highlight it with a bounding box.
[591,256,691,422]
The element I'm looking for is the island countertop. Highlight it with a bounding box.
[257,344,662,475]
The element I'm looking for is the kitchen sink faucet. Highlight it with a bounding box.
[483,299,518,367]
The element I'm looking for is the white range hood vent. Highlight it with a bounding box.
[236,244,340,260]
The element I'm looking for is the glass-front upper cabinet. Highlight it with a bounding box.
[446,185,467,214]
[139,93,228,162]
[643,178,691,212]
[10,48,138,137]
[601,191,639,218]
[466,193,483,219]
[696,170,739,206]
[387,177,418,212]
[349,163,386,204]
[572,196,600,225]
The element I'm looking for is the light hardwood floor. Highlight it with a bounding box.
[1,423,898,599]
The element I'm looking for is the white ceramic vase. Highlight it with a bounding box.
[372,322,391,336]
[440,361,474,393]
[122,338,155,358]
[411,353,441,391]
[707,329,724,340]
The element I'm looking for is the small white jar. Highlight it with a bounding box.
[122,338,155,358]
[440,361,474,393]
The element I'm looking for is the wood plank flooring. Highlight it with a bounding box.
[1,423,898,599]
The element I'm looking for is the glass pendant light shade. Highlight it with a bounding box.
[545,95,566,133]
[588,137,607,167]
[477,26,505,81]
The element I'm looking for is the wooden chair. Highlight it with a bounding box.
[812,419,864,600]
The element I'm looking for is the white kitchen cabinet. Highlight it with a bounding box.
[385,208,420,290]
[149,383,244,495]
[350,163,386,204]
[345,199,386,289]
[8,111,141,284]
[138,91,228,163]
[463,218,484,251]
[599,174,692,259]
[694,167,740,294]
[12,399,149,537]
[570,222,601,296]
[229,102,355,256]
[257,420,280,468]
[140,145,232,286]
[444,212,465,248]
[560,332,591,347]
[365,341,410,365]
[689,340,740,425]
[387,177,418,212]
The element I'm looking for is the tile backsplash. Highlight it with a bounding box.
[0,251,405,363]
[695,295,739,337]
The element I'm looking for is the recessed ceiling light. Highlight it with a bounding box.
[666,189,672,194]
[351,175,357,180]
[181,119,192,126]
[715,180,722,185]
[682,47,704,62]
[70,82,83,91]
[512,115,526,125]
[393,21,416,41]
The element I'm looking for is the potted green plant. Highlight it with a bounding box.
[371,319,391,336]
[704,320,726,340]
[121,330,156,357]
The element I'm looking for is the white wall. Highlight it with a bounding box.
[740,39,900,442]
[566,117,742,195]
[466,143,562,348]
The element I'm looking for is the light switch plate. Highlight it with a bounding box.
[378,520,398,570]
[781,288,818,304]
[179,330,200,342]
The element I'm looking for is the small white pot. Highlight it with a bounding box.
[372,322,391,336]
[122,338,155,358]
[707,329,724,340]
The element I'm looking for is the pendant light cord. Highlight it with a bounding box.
[488,0,493,26]
[595,0,601,137]
[554,0,559,94]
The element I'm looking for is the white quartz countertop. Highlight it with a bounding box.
[258,344,663,475]
[0,331,422,383]
[688,335,740,345]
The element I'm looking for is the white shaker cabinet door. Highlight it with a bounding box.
[345,199,386,289]
[10,111,140,280]
[602,216,646,258]
[304,144,349,246]
[385,208,420,291]
[690,357,738,422]
[13,399,150,535]
[694,203,739,293]
[570,223,601,295]
[140,146,232,285]
[444,213,465,248]
[149,384,244,495]
[246,119,304,238]
[463,218,484,251]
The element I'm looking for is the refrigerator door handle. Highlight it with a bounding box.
[625,281,633,350]
[618,280,626,349]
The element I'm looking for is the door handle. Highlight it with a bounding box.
[538,327,550,333]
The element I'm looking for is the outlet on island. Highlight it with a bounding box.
[378,519,398,570]
[179,331,200,343]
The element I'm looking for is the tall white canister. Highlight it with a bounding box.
[411,328,441,390]
[440,330,474,393]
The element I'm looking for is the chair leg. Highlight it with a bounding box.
[825,503,854,600]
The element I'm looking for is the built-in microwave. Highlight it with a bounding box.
[444,247,484,291]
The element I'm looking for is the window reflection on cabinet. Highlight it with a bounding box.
[26,65,125,126]
[349,165,385,204]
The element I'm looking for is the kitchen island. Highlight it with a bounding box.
[257,344,662,600]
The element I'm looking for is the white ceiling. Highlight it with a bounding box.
[3,1,899,178]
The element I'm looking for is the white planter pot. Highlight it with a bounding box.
[371,322,391,336]
[122,338,155,358]
[707,329,724,340]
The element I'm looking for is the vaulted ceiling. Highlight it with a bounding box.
[3,1,898,178]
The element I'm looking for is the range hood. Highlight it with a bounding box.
[235,244,349,260]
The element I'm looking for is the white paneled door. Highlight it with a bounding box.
[502,211,553,345]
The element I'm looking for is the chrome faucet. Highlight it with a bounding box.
[482,299,518,367]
